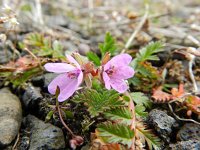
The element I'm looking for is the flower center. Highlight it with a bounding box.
[67,69,80,79]
[105,66,115,76]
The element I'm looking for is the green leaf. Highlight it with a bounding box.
[62,109,74,119]
[21,33,64,59]
[99,32,117,56]
[131,41,163,69]
[135,105,148,117]
[136,122,161,150]
[87,51,101,66]
[128,76,141,86]
[131,92,152,108]
[105,107,133,125]
[73,89,124,117]
[10,67,42,87]
[97,122,134,148]
[52,40,65,59]
[45,110,54,122]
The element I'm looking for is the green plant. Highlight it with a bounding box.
[105,107,133,125]
[73,88,124,117]
[19,33,65,59]
[87,32,117,65]
[136,121,161,150]
[97,122,135,148]
[99,32,117,56]
[73,85,161,149]
[131,41,163,69]
[129,42,164,91]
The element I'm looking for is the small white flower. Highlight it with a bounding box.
[9,18,19,26]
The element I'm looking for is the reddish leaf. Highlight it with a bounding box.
[184,95,200,115]
[5,55,39,72]
[90,131,122,150]
[100,143,121,150]
[152,86,172,102]
[171,83,185,98]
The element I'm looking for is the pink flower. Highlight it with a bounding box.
[44,55,83,102]
[102,54,134,93]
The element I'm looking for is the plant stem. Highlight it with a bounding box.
[56,99,75,137]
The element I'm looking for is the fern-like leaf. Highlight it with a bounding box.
[97,122,134,148]
[87,51,101,66]
[131,41,163,69]
[131,92,152,108]
[136,121,161,150]
[105,107,133,125]
[99,32,117,56]
[73,89,124,117]
[135,105,148,118]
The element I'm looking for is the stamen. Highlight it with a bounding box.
[67,69,80,79]
[106,66,115,76]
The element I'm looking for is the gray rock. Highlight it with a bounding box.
[61,41,78,52]
[25,115,65,150]
[148,109,178,142]
[22,84,43,109]
[47,15,69,27]
[195,57,200,67]
[169,140,200,150]
[0,88,22,147]
[44,73,58,89]
[177,123,200,141]
[31,75,44,87]
[78,43,90,55]
[0,45,12,64]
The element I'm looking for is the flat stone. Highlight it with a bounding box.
[148,109,178,142]
[78,43,90,55]
[22,84,43,109]
[169,140,200,150]
[177,123,200,141]
[0,88,22,147]
[0,45,12,64]
[25,115,65,150]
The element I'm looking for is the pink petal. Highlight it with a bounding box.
[48,73,69,95]
[110,79,128,93]
[58,78,78,102]
[112,66,135,80]
[77,71,83,85]
[103,72,111,90]
[48,71,83,102]
[66,54,81,69]
[44,63,75,73]
[104,54,132,70]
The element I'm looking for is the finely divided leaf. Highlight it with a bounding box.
[97,122,134,148]
[136,41,163,62]
[99,32,117,56]
[131,92,152,108]
[87,51,101,66]
[136,122,161,150]
[105,107,133,125]
[135,105,148,117]
[73,89,124,117]
[131,41,163,69]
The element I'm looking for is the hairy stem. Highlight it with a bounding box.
[56,99,75,137]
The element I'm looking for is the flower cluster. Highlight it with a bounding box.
[44,53,134,102]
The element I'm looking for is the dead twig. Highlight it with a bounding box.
[12,132,20,150]
[121,4,149,54]
[168,94,200,125]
